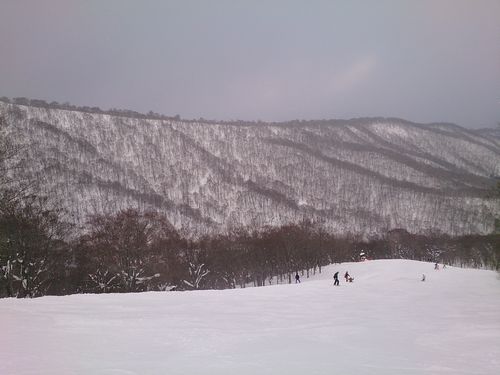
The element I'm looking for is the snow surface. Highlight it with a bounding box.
[1,259,499,375]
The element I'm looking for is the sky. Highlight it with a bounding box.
[0,0,499,128]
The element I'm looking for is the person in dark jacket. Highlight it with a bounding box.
[333,271,339,286]
[295,272,300,283]
[344,271,350,282]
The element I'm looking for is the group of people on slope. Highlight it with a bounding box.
[297,262,448,285]
[294,270,354,285]
[333,271,354,286]
[422,262,447,281]
[434,263,446,270]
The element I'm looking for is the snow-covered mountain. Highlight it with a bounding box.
[1,260,499,374]
[1,101,499,235]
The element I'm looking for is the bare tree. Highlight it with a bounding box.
[77,209,178,293]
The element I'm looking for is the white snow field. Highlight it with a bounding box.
[1,259,499,375]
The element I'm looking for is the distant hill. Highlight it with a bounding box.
[1,100,499,235]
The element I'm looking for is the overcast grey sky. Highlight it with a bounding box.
[0,0,499,128]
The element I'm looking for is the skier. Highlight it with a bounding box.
[442,264,446,269]
[344,271,350,282]
[421,274,426,282]
[295,272,300,283]
[434,263,439,270]
[333,271,339,286]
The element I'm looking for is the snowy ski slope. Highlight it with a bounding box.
[1,259,499,374]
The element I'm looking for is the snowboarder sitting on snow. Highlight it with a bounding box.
[333,271,340,286]
[295,272,300,283]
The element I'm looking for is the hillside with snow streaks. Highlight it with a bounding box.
[1,102,499,235]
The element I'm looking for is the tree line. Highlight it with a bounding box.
[1,96,403,127]
[0,96,182,122]
[1,204,498,298]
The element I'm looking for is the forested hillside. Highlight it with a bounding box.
[1,99,498,236]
